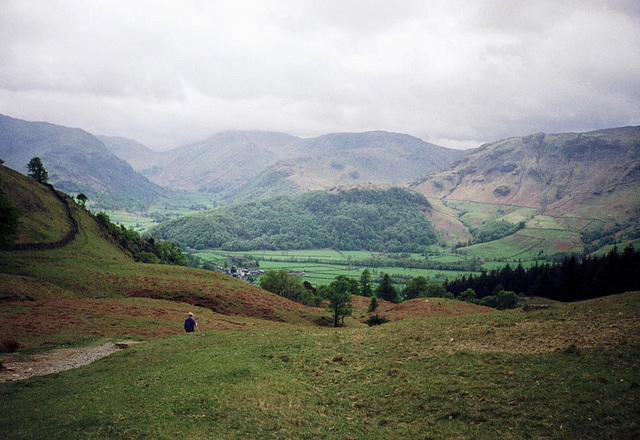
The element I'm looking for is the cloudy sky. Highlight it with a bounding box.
[1,0,639,150]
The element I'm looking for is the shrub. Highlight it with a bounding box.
[0,338,21,353]
[365,314,389,326]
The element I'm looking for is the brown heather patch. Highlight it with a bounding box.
[0,297,259,349]
[125,280,323,325]
[382,297,494,322]
[351,295,494,323]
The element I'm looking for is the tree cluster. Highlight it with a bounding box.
[94,212,188,266]
[445,245,640,302]
[258,269,322,306]
[471,220,525,245]
[151,187,437,253]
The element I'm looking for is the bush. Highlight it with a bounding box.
[0,338,21,353]
[365,314,389,326]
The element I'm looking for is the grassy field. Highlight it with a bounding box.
[193,250,479,287]
[445,199,539,229]
[461,228,583,261]
[1,292,638,439]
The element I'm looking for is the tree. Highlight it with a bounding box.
[322,275,354,327]
[367,295,379,314]
[403,276,429,299]
[376,274,398,303]
[259,269,309,304]
[458,288,476,302]
[359,269,373,297]
[76,193,88,207]
[27,157,48,184]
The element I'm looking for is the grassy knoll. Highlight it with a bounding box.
[1,292,638,439]
[0,166,72,243]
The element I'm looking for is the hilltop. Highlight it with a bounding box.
[0,114,165,210]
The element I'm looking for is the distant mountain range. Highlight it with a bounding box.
[2,112,639,239]
[101,130,466,202]
[0,114,165,209]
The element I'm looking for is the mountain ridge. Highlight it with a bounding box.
[0,114,165,209]
[137,129,467,201]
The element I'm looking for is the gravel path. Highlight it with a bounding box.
[0,341,140,382]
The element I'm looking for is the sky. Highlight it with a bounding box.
[1,0,639,150]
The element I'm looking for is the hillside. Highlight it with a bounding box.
[0,114,165,209]
[2,290,638,438]
[149,187,437,252]
[412,126,640,212]
[142,131,299,194]
[98,135,168,172]
[223,131,465,203]
[140,130,465,202]
[0,165,327,342]
[411,126,640,251]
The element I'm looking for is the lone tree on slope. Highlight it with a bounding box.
[76,193,88,207]
[321,275,355,327]
[27,157,48,184]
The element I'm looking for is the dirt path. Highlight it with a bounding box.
[0,340,140,382]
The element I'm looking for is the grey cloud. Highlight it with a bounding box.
[0,0,638,149]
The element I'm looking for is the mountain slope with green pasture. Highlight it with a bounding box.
[412,126,640,251]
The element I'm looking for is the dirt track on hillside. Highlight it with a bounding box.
[0,340,140,382]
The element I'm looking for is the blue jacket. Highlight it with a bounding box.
[184,317,196,332]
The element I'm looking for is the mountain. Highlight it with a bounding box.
[411,126,640,210]
[0,114,165,209]
[410,126,640,249]
[142,130,465,202]
[144,131,300,194]
[98,135,168,172]
[225,131,466,203]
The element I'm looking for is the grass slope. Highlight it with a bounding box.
[0,166,72,243]
[1,292,638,439]
[0,167,327,348]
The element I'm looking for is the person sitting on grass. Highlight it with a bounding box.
[184,312,197,333]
